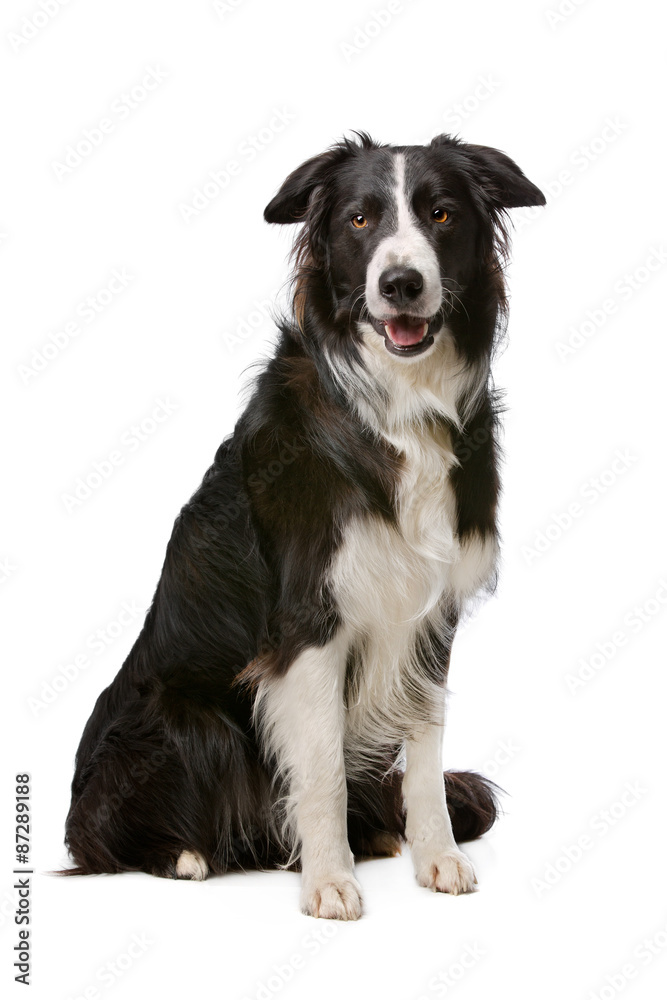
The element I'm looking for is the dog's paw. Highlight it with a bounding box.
[301,874,363,920]
[174,849,209,881]
[412,847,477,895]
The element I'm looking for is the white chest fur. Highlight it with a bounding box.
[328,419,498,758]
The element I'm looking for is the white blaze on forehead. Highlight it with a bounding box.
[365,152,442,320]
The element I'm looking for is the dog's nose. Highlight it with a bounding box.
[379,267,423,307]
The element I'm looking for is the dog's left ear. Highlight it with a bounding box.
[432,134,545,209]
[466,143,546,208]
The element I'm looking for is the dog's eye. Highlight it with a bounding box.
[432,208,449,223]
[351,214,368,229]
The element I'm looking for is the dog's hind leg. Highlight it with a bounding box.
[174,849,209,881]
[64,690,276,879]
[346,753,405,859]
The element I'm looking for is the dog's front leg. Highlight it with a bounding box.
[256,632,362,919]
[403,711,477,895]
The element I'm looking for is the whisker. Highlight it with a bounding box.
[347,284,369,332]
[441,279,470,322]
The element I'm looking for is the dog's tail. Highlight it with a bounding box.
[444,769,501,842]
[347,767,501,857]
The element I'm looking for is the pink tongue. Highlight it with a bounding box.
[385,319,428,346]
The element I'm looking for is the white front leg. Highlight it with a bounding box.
[403,718,477,895]
[256,632,362,920]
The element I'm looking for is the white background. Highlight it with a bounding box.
[2,0,666,998]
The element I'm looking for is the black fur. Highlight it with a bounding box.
[63,133,543,882]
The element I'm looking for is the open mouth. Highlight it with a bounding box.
[369,314,440,357]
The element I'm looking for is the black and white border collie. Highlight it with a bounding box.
[63,133,545,919]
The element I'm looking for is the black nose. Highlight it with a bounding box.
[379,267,423,307]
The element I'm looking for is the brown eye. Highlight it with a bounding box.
[351,214,367,229]
[432,208,449,223]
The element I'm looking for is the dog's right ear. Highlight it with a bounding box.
[264,134,378,225]
[263,153,332,224]
[264,141,361,224]
[264,153,328,224]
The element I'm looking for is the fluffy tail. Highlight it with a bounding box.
[444,769,501,842]
[346,767,501,858]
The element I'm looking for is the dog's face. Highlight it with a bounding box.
[325,147,482,359]
[265,134,545,362]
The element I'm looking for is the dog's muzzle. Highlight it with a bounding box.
[368,314,443,357]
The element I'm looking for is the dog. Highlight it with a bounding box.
[63,132,545,919]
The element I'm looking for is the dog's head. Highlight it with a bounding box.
[264,133,544,365]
